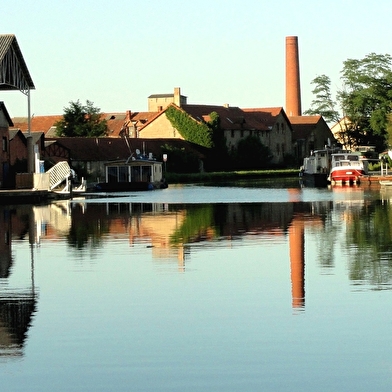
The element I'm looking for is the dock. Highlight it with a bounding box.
[0,189,72,204]
[360,174,392,184]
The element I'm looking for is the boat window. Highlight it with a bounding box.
[141,166,152,182]
[107,166,118,183]
[131,166,141,182]
[118,166,128,182]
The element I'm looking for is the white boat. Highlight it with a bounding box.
[95,154,167,192]
[299,149,334,187]
[328,152,367,184]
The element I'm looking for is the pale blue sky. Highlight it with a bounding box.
[1,0,391,117]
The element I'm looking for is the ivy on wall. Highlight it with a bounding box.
[165,105,214,148]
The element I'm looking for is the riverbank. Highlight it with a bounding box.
[165,169,299,184]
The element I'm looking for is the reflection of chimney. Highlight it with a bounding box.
[289,218,305,309]
[285,36,302,117]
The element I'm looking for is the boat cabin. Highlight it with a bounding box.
[331,153,360,166]
[302,150,331,175]
[96,158,166,191]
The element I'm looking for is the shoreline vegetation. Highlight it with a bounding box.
[165,169,300,184]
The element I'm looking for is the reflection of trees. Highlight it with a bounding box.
[170,203,296,246]
[170,205,217,245]
[67,204,110,249]
[346,200,392,288]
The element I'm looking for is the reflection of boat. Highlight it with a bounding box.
[299,149,333,187]
[328,152,367,185]
[95,156,168,192]
[380,180,392,186]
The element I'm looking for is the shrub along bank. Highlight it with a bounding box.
[165,169,299,184]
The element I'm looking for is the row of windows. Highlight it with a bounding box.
[230,126,287,138]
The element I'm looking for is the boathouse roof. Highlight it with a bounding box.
[0,34,35,91]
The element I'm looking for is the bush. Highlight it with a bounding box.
[234,136,273,170]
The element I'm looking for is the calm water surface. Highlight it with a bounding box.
[1,179,392,391]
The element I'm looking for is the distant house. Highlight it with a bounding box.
[330,116,353,150]
[138,103,293,165]
[185,105,293,164]
[289,115,336,163]
[12,115,62,138]
[148,87,187,112]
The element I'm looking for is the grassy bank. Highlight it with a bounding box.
[165,169,299,184]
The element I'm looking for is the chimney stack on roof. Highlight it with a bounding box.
[174,87,181,107]
[285,36,302,117]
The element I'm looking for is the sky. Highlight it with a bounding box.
[1,0,391,118]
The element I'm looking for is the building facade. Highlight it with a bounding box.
[0,102,13,188]
[148,87,187,112]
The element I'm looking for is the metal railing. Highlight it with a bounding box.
[46,161,72,190]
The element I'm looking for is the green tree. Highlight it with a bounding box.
[235,135,273,169]
[387,113,392,148]
[55,100,108,137]
[306,53,392,151]
[160,143,201,173]
[304,75,340,124]
[339,53,392,151]
[207,111,230,171]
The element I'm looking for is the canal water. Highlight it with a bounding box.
[1,179,392,391]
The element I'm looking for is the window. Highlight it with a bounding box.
[2,137,7,152]
[118,166,128,182]
[107,166,118,183]
[231,129,235,138]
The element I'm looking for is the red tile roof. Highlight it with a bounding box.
[46,137,207,161]
[11,111,161,137]
[12,115,62,133]
[289,115,322,125]
[180,104,288,131]
[289,115,326,140]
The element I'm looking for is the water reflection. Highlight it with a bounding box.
[0,205,37,357]
[2,188,392,357]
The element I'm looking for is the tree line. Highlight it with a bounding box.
[304,53,392,152]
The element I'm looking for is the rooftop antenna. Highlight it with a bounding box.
[120,121,133,161]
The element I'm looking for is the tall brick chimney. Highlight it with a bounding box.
[174,87,181,107]
[285,36,302,117]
